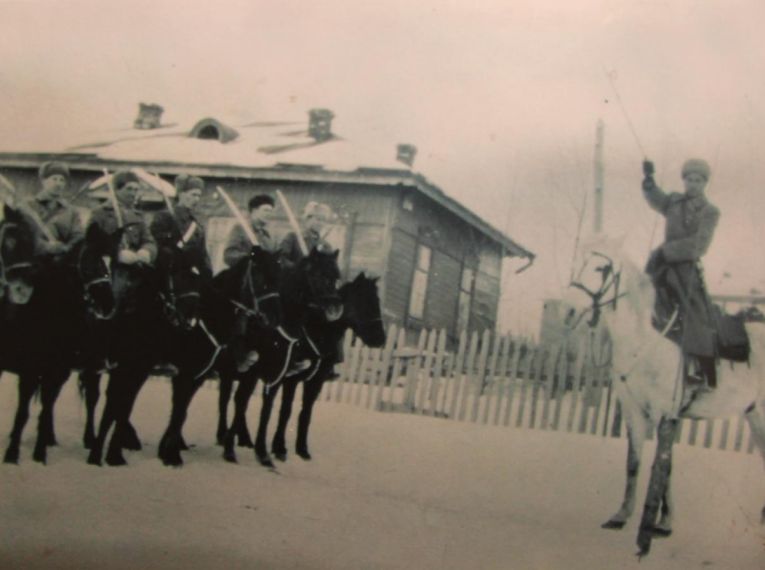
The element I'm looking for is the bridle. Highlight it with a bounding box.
[159,263,202,330]
[569,251,626,330]
[0,222,35,294]
[230,258,281,326]
[77,245,117,320]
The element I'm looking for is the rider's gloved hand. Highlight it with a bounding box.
[642,159,656,191]
[136,249,153,265]
[118,249,139,265]
[43,240,67,255]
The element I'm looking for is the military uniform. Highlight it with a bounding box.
[643,182,720,358]
[151,205,212,278]
[279,229,332,270]
[21,195,83,258]
[223,220,276,268]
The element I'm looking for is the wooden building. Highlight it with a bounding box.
[0,108,534,342]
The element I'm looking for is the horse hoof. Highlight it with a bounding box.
[257,454,275,468]
[3,449,19,464]
[274,451,287,462]
[601,519,626,530]
[296,448,312,461]
[106,452,127,467]
[223,451,238,464]
[162,454,184,468]
[651,526,672,538]
[32,449,47,465]
[87,454,102,467]
[237,435,254,448]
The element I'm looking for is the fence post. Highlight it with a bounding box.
[482,332,503,424]
[374,324,398,411]
[458,331,480,421]
[470,330,492,423]
[448,330,468,419]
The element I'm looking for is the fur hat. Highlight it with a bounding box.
[248,194,275,211]
[302,201,333,221]
[681,159,711,181]
[38,161,70,181]
[112,170,140,190]
[174,173,205,193]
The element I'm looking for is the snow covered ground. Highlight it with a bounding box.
[0,372,763,570]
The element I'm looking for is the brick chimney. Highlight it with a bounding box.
[396,144,417,167]
[134,103,164,129]
[308,108,334,142]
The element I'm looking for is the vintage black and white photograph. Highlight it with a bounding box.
[0,1,763,568]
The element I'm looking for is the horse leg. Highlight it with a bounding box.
[79,369,101,449]
[602,409,647,529]
[3,374,38,464]
[636,416,679,558]
[159,373,202,467]
[107,370,148,466]
[296,376,325,461]
[272,379,298,461]
[217,374,234,445]
[33,369,69,464]
[743,403,765,524]
[87,373,121,466]
[254,381,279,468]
[222,373,252,463]
[233,379,256,448]
[653,484,674,537]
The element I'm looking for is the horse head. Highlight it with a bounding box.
[0,204,39,305]
[155,245,205,332]
[222,244,283,330]
[297,246,343,322]
[73,222,117,319]
[339,272,386,347]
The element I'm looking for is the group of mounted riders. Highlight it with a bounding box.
[0,161,386,467]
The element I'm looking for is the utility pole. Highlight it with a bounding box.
[594,119,604,234]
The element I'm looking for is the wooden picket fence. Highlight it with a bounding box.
[322,325,758,455]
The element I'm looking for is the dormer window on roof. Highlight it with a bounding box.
[189,118,239,143]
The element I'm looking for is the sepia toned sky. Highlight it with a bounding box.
[1,0,764,334]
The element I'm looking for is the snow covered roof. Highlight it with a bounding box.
[0,116,534,259]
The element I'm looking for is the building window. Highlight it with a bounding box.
[408,244,431,320]
[456,267,475,333]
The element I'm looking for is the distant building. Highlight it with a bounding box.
[0,108,534,344]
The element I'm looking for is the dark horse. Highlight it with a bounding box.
[270,272,386,463]
[2,208,116,464]
[219,248,349,467]
[86,234,204,466]
[157,244,283,467]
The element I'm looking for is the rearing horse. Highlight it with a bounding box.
[564,236,765,557]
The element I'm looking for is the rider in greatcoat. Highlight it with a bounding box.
[150,174,212,279]
[642,158,720,389]
[22,161,84,263]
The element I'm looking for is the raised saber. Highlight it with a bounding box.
[275,189,308,256]
[103,169,123,228]
[216,185,259,246]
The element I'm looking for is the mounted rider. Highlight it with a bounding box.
[223,194,278,268]
[279,201,343,379]
[87,170,157,269]
[279,201,334,270]
[642,158,720,390]
[222,194,278,372]
[21,161,84,263]
[150,174,212,280]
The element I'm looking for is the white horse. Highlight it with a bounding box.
[563,237,765,557]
